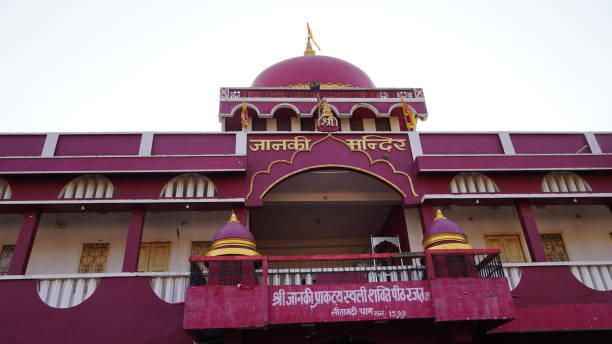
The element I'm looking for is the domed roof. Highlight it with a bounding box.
[252,55,375,88]
[212,214,255,242]
[426,218,465,237]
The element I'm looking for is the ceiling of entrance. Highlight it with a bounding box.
[263,169,401,203]
[251,204,393,240]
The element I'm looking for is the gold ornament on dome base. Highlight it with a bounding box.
[316,99,339,132]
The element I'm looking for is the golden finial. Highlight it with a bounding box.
[320,99,333,117]
[434,208,447,221]
[304,38,315,56]
[228,211,239,223]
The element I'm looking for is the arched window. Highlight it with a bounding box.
[0,177,11,199]
[541,172,592,192]
[58,175,115,199]
[160,174,217,198]
[450,173,499,193]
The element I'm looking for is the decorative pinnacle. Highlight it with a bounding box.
[304,38,315,56]
[228,211,239,223]
[434,209,447,221]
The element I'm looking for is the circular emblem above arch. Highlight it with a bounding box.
[245,133,418,207]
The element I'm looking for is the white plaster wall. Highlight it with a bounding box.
[0,214,21,247]
[532,205,612,261]
[408,206,532,260]
[27,212,130,275]
[407,205,612,262]
[363,118,376,131]
[141,210,229,272]
[405,208,423,252]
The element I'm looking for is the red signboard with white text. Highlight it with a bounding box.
[268,281,434,324]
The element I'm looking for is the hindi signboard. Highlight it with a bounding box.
[269,281,434,324]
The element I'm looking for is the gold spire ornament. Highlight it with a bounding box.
[227,211,239,223]
[304,39,315,56]
[304,22,321,56]
[434,209,447,221]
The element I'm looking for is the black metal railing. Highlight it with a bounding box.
[429,251,503,279]
[190,259,263,287]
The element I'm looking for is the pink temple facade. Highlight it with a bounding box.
[0,49,611,344]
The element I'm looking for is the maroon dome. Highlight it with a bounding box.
[252,55,375,88]
[212,221,255,242]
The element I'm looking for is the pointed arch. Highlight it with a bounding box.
[160,173,217,198]
[58,175,115,199]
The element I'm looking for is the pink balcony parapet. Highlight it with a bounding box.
[184,251,514,330]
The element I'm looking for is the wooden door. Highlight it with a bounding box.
[138,242,170,272]
[485,235,526,262]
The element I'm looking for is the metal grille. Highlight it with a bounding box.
[0,178,11,199]
[431,252,503,279]
[58,175,114,199]
[78,243,109,273]
[0,245,15,275]
[190,260,262,287]
[160,174,217,198]
[541,172,592,192]
[190,241,211,257]
[268,254,425,286]
[541,234,570,262]
[450,172,499,193]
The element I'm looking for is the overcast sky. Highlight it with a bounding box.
[1,0,611,133]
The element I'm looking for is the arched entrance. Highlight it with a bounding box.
[250,167,408,255]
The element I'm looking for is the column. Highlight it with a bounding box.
[122,208,146,272]
[7,210,41,275]
[418,204,435,237]
[232,206,247,225]
[516,202,548,262]
[378,205,410,252]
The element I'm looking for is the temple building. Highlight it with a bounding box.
[0,36,611,343]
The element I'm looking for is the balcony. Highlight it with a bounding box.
[0,253,610,343]
[183,250,514,330]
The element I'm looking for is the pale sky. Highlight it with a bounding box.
[1,0,611,133]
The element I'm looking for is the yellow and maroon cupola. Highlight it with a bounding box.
[422,209,473,250]
[206,212,259,256]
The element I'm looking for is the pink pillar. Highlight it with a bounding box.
[379,205,410,252]
[516,202,548,262]
[233,206,247,224]
[122,209,146,272]
[7,210,41,275]
[418,204,435,237]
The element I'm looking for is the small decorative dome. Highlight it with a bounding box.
[252,55,375,88]
[207,212,259,256]
[422,209,472,250]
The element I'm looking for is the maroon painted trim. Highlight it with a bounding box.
[0,156,246,173]
[516,202,548,262]
[189,253,397,262]
[232,206,247,224]
[378,205,411,251]
[415,155,612,172]
[424,249,501,255]
[122,209,146,272]
[7,210,40,275]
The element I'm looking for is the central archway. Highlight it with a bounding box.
[250,167,406,256]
